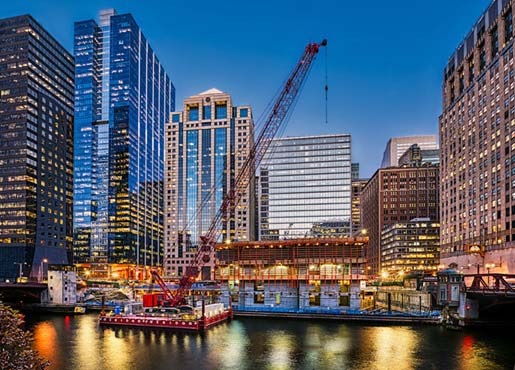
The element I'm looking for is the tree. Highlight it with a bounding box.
[0,304,48,370]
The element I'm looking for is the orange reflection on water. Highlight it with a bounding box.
[33,321,60,369]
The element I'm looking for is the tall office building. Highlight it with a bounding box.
[73,9,174,277]
[258,134,352,240]
[350,163,368,236]
[398,144,440,167]
[351,178,368,236]
[164,88,254,278]
[381,135,438,168]
[361,163,439,276]
[381,219,440,276]
[440,0,515,274]
[351,163,360,181]
[0,15,74,281]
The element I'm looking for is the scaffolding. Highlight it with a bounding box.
[215,237,368,310]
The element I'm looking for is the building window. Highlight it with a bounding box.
[189,106,199,121]
[215,103,227,119]
[203,105,211,120]
[459,69,464,95]
[240,108,248,118]
[491,26,499,58]
[505,11,513,42]
[479,44,487,72]
[172,114,180,123]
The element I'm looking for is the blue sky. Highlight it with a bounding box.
[1,0,490,177]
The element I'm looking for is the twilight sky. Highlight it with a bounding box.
[1,0,490,177]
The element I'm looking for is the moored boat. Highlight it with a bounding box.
[99,302,232,331]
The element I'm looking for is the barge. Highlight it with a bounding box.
[99,302,232,331]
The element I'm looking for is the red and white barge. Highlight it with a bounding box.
[99,302,232,332]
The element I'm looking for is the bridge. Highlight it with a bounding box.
[0,282,47,304]
[460,273,515,326]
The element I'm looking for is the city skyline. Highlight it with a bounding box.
[0,0,490,177]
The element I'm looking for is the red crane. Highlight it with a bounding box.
[161,39,327,307]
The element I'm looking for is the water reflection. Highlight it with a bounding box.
[210,321,250,370]
[370,327,419,370]
[266,331,295,369]
[33,321,59,368]
[26,315,514,370]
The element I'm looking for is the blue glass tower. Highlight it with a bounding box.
[73,9,174,276]
[164,89,254,279]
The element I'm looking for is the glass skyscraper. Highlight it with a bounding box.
[164,88,254,279]
[0,15,74,281]
[259,134,352,240]
[73,9,174,276]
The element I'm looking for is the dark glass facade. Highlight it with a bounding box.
[0,15,74,281]
[73,9,174,271]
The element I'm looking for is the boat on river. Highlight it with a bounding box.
[98,302,232,331]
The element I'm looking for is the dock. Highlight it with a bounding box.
[233,310,441,325]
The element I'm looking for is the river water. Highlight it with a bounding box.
[26,314,514,370]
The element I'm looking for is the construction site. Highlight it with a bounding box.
[215,237,369,313]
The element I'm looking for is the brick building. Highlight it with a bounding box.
[361,165,439,276]
[440,0,515,273]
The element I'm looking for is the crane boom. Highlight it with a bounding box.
[168,39,327,307]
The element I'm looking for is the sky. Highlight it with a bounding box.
[1,0,491,177]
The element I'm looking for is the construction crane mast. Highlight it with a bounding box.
[165,39,327,307]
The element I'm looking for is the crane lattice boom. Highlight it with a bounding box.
[167,39,327,307]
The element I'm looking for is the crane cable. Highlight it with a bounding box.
[325,43,328,124]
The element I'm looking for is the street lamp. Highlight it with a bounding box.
[485,263,495,286]
[398,270,405,281]
[39,258,48,283]
[14,262,26,282]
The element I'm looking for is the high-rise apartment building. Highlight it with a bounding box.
[381,135,438,168]
[73,9,174,277]
[164,88,254,279]
[258,134,352,240]
[440,0,515,274]
[0,15,74,281]
[361,164,439,276]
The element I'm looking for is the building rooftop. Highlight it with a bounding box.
[198,88,225,95]
[216,237,368,250]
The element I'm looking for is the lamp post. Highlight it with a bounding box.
[39,258,48,282]
[398,270,404,282]
[14,262,26,282]
[485,263,495,286]
[381,271,389,281]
